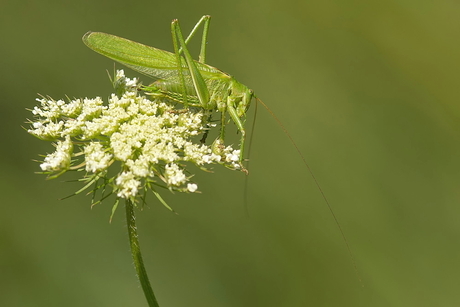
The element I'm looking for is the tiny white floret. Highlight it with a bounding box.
[187,183,198,193]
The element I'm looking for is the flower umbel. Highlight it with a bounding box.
[28,70,243,212]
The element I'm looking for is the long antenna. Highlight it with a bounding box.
[256,97,362,284]
[243,97,259,217]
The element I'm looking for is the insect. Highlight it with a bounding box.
[83,15,359,279]
[83,15,252,164]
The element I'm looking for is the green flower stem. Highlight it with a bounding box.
[125,199,160,307]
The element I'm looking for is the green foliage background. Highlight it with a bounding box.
[1,0,459,306]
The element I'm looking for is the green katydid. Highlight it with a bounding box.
[83,15,359,279]
[83,15,252,164]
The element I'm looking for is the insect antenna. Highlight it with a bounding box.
[255,97,362,284]
[243,97,259,217]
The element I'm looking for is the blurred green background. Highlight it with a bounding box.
[2,0,460,306]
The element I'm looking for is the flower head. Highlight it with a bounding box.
[28,71,244,213]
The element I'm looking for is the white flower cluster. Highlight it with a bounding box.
[28,70,243,205]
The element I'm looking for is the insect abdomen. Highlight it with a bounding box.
[153,79,201,105]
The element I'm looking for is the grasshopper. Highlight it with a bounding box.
[83,15,253,164]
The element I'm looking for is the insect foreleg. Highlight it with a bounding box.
[227,104,246,163]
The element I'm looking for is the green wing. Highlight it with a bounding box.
[82,32,223,81]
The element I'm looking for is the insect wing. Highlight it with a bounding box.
[83,32,185,80]
[83,32,222,81]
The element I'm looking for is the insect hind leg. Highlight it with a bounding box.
[180,15,211,64]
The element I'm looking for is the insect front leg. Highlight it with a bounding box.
[227,102,246,163]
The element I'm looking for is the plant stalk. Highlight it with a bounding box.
[125,199,160,307]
